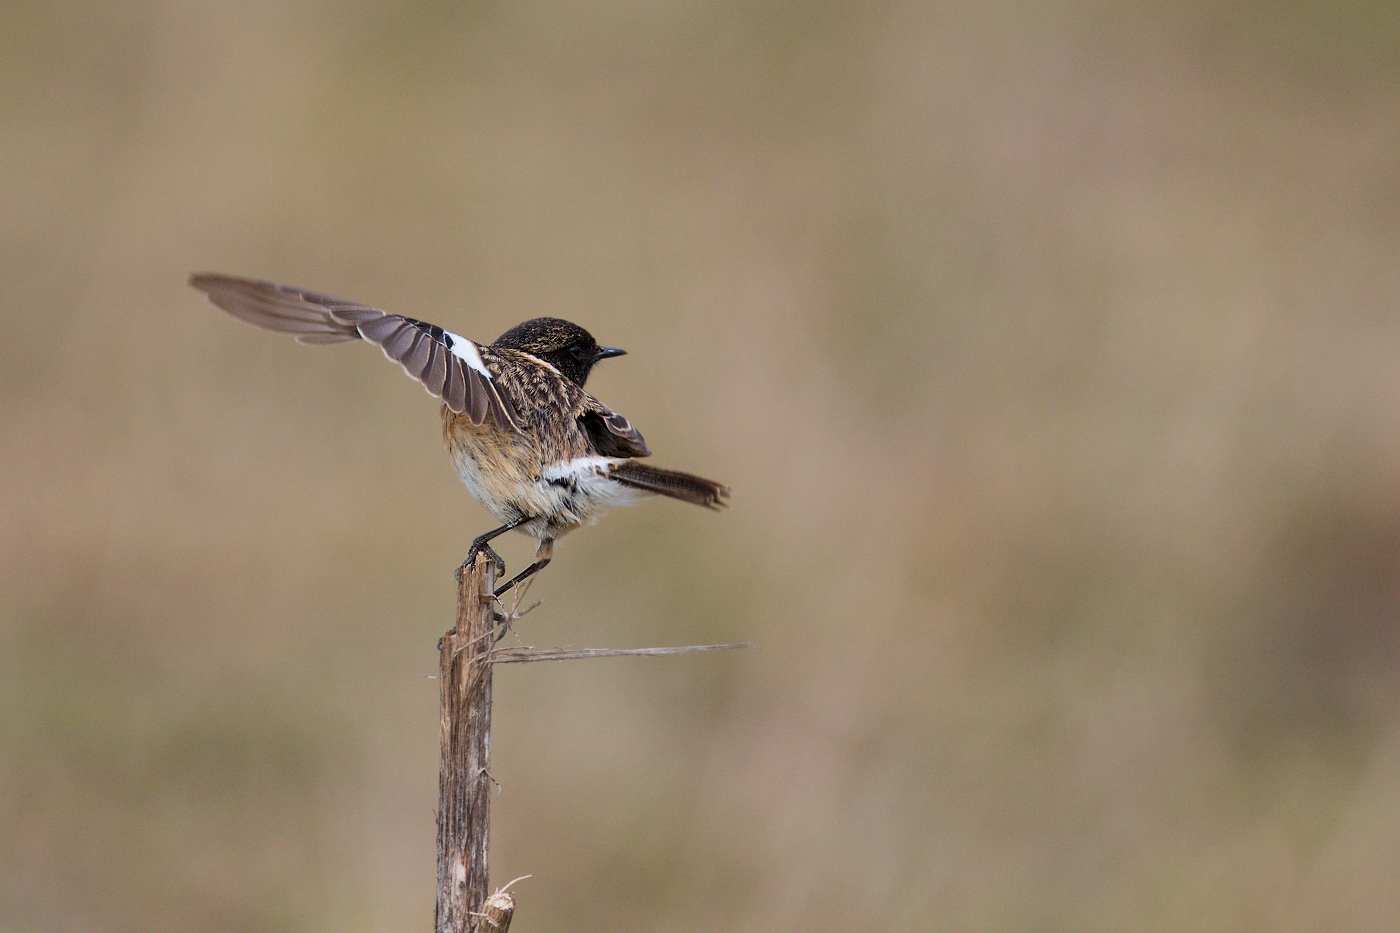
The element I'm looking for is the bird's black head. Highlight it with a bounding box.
[492,317,626,386]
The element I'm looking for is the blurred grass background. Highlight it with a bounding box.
[3,1,1400,931]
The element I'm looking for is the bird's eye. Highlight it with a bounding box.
[569,344,588,360]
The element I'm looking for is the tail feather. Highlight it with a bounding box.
[611,462,730,510]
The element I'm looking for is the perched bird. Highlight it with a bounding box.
[190,274,729,596]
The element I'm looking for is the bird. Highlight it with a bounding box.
[189,273,729,597]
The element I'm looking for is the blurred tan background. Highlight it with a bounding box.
[3,1,1400,931]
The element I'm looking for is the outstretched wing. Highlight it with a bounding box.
[190,273,518,429]
[579,395,651,459]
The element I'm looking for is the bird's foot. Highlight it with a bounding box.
[457,541,507,582]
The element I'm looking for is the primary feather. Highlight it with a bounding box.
[189,273,516,429]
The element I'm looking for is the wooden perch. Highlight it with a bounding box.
[436,553,498,933]
[435,554,754,932]
[474,889,516,932]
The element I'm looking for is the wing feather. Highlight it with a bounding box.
[423,341,448,397]
[380,321,419,361]
[580,397,651,458]
[444,356,468,413]
[356,314,407,343]
[296,333,360,345]
[400,330,433,381]
[190,273,520,429]
[468,369,489,423]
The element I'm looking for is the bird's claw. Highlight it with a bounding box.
[456,542,506,582]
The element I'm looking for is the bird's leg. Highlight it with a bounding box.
[493,538,553,598]
[457,516,531,581]
[492,558,550,597]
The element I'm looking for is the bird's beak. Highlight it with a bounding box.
[595,346,627,360]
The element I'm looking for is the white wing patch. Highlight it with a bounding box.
[444,331,493,379]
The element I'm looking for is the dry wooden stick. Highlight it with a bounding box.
[434,558,754,932]
[491,643,753,664]
[436,552,497,933]
[474,889,518,932]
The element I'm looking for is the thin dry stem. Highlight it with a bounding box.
[491,643,754,664]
